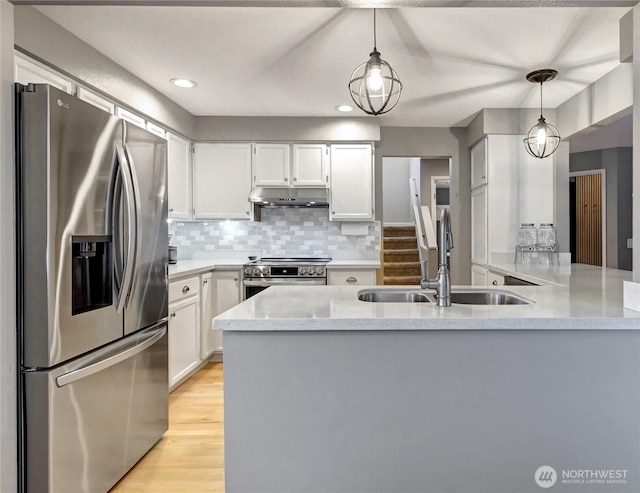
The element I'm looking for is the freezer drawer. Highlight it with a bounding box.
[22,324,168,493]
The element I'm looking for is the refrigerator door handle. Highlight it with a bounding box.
[124,142,142,272]
[56,326,166,387]
[115,142,137,313]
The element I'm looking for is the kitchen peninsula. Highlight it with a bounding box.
[214,264,640,493]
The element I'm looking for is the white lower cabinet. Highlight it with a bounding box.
[471,264,488,286]
[210,270,242,353]
[487,270,505,287]
[328,268,377,286]
[168,276,201,390]
[200,273,216,360]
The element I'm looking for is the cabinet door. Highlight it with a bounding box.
[14,54,75,94]
[116,107,146,129]
[200,273,215,360]
[470,137,487,189]
[76,87,115,114]
[167,133,192,220]
[168,296,201,390]
[487,270,505,287]
[328,268,377,286]
[471,264,488,286]
[193,143,252,220]
[211,270,241,353]
[329,144,374,221]
[292,144,327,187]
[471,186,488,265]
[253,143,290,186]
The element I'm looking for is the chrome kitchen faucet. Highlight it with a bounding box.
[421,209,453,307]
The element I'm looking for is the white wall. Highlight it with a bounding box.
[0,2,17,492]
[194,116,379,142]
[557,64,633,140]
[382,157,413,225]
[14,5,196,138]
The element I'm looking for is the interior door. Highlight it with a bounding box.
[575,173,603,266]
[122,122,168,334]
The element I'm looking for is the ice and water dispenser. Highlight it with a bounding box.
[71,236,113,315]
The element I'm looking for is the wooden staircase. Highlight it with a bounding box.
[383,226,422,286]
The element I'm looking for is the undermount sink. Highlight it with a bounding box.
[357,289,433,303]
[357,288,533,305]
[446,290,533,305]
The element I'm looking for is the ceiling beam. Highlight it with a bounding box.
[9,0,640,7]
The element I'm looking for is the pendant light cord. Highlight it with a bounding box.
[373,8,377,50]
[540,81,543,119]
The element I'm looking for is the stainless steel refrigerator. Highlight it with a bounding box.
[16,84,169,493]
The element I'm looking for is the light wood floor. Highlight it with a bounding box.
[110,362,225,493]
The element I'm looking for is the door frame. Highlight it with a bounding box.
[569,169,607,267]
[430,175,450,226]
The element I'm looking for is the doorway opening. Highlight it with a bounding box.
[569,170,606,267]
[381,157,451,283]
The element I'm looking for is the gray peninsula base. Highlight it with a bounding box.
[224,329,640,493]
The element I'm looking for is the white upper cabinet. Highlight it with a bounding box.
[471,137,487,189]
[193,143,253,220]
[145,121,166,139]
[292,144,328,187]
[116,107,146,129]
[329,144,374,221]
[14,54,75,94]
[471,185,488,265]
[76,87,115,115]
[252,143,290,186]
[167,132,192,220]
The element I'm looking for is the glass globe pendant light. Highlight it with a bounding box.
[348,9,402,116]
[523,69,561,159]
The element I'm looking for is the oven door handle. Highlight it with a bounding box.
[243,279,326,287]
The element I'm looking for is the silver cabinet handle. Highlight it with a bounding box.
[233,277,238,282]
[182,286,190,294]
[284,177,288,182]
[203,279,208,285]
[346,277,357,283]
[492,280,498,286]
[170,312,176,318]
[293,177,297,181]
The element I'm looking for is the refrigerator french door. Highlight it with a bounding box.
[16,83,169,493]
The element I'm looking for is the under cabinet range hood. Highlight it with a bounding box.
[249,187,329,207]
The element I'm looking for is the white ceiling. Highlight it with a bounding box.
[34,4,630,127]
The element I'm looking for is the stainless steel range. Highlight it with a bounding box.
[242,257,331,300]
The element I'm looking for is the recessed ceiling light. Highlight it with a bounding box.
[336,105,353,112]
[170,78,197,88]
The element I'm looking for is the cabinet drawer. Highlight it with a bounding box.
[169,276,200,302]
[328,269,376,286]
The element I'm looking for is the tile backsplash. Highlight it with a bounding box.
[169,208,381,260]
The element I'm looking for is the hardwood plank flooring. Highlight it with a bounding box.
[110,362,224,493]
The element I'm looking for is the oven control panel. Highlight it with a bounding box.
[242,264,326,278]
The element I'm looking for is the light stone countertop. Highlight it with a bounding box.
[169,258,380,280]
[213,264,640,331]
[168,259,244,280]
